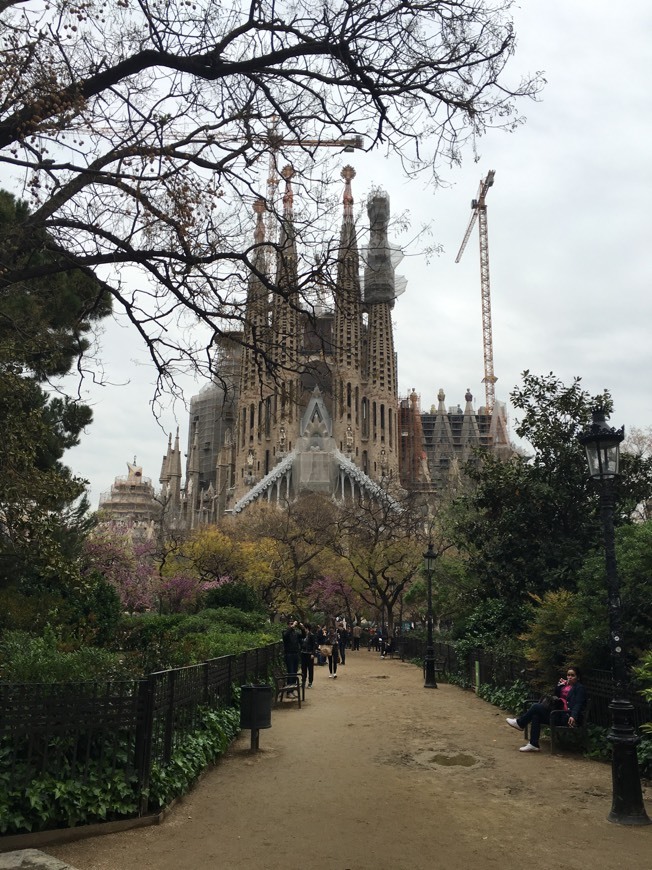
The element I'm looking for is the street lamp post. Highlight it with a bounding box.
[423,542,437,688]
[578,409,650,826]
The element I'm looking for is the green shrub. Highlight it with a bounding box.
[0,629,133,682]
[0,588,65,634]
[583,724,611,764]
[0,732,139,834]
[447,670,473,690]
[116,609,280,673]
[584,725,652,778]
[148,704,240,809]
[637,734,652,779]
[452,598,531,661]
[634,650,652,728]
[200,606,271,631]
[61,574,123,646]
[476,680,531,714]
[520,590,581,685]
[203,582,265,613]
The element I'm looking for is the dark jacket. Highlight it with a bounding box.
[282,625,302,655]
[301,628,317,654]
[555,681,587,722]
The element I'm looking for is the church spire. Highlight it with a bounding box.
[366,190,397,397]
[334,164,363,405]
[159,431,172,492]
[271,164,301,421]
[241,198,270,395]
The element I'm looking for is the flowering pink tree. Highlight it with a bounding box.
[306,576,365,626]
[157,574,225,614]
[82,525,158,612]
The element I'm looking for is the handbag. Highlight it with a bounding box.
[319,644,332,657]
[539,694,565,711]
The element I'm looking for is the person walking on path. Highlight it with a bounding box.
[282,618,302,684]
[300,622,317,688]
[315,624,328,666]
[325,626,340,678]
[337,622,348,665]
[506,666,587,752]
[352,624,362,651]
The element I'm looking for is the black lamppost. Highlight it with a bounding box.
[423,542,437,688]
[578,409,650,826]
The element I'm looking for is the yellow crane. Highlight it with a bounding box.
[455,169,497,414]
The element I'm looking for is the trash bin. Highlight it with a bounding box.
[240,684,273,731]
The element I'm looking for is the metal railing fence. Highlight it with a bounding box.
[395,635,651,730]
[0,641,282,819]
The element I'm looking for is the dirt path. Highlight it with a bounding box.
[48,651,651,870]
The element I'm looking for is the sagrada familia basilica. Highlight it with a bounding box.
[99,166,511,529]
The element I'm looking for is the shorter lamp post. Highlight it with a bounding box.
[578,408,650,826]
[423,542,438,689]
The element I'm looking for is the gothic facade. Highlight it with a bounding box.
[399,388,511,493]
[159,165,404,527]
[149,166,514,531]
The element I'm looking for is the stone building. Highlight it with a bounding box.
[399,387,511,493]
[154,166,513,529]
[160,165,405,526]
[98,460,162,537]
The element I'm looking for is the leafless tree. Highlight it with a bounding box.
[0,0,541,396]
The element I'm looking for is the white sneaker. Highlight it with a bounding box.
[519,743,540,752]
[506,717,523,731]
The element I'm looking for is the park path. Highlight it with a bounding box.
[48,649,650,870]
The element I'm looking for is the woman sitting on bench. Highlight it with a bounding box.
[506,666,587,753]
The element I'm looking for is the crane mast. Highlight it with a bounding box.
[455,169,497,414]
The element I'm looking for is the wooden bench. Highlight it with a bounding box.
[522,697,591,753]
[271,662,303,708]
[549,699,591,754]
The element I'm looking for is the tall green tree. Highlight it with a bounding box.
[451,372,652,643]
[0,190,110,595]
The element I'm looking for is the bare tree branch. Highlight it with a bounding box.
[0,0,542,394]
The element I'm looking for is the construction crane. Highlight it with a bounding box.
[455,169,497,414]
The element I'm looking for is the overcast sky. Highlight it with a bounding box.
[56,0,652,507]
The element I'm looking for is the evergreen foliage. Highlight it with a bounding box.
[450,372,652,652]
[0,189,111,597]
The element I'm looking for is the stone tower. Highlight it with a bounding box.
[225,165,404,516]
